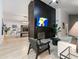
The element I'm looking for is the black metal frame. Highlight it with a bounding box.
[60,46,78,59]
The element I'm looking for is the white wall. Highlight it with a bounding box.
[3,0,31,17]
[3,0,31,37]
[0,0,3,44]
[56,8,69,39]
[3,0,31,27]
[3,0,31,21]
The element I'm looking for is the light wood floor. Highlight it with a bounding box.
[0,37,78,59]
[0,37,58,59]
[0,37,29,59]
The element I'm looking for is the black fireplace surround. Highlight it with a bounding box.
[28,0,56,39]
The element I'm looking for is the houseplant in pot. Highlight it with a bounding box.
[52,24,61,45]
[52,24,61,37]
[3,25,11,37]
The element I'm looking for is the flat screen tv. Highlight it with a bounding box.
[36,17,48,27]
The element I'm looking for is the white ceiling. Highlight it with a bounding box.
[3,0,78,22]
[3,0,31,22]
[41,0,78,14]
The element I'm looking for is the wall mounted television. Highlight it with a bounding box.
[36,17,48,27]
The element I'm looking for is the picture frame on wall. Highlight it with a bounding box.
[12,25,17,31]
[12,25,17,28]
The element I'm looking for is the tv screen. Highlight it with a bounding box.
[36,17,48,27]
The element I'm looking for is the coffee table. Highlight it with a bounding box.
[60,46,78,59]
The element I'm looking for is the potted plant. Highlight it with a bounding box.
[51,24,61,45]
[52,24,61,37]
[3,25,11,35]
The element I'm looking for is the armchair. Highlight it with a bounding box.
[27,38,50,59]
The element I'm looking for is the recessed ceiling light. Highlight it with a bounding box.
[49,0,57,4]
[53,0,56,3]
